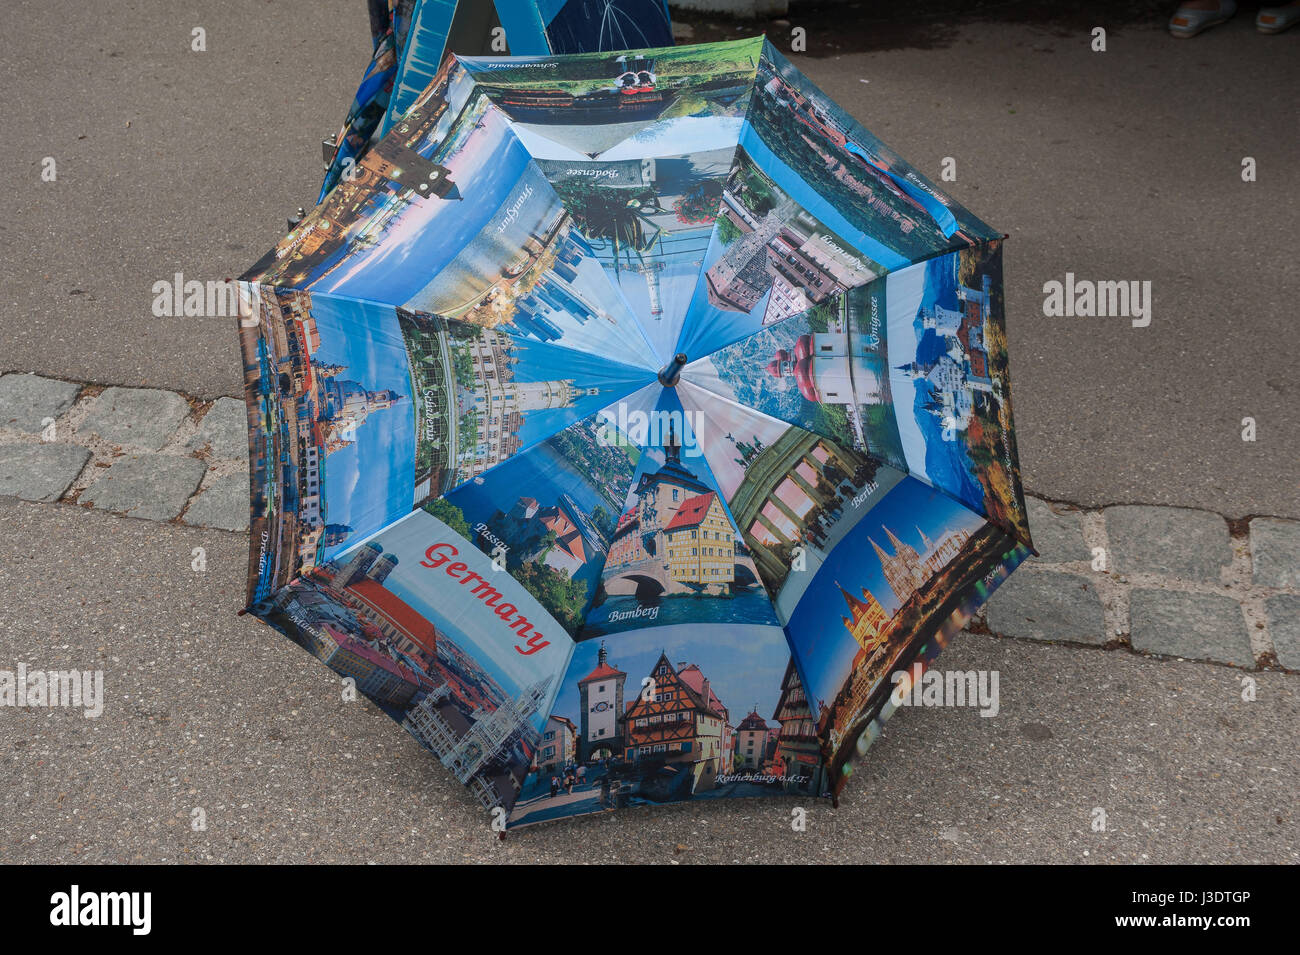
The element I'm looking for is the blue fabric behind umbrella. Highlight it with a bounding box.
[320,0,674,203]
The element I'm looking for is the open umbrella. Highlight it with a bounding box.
[320,0,675,202]
[237,37,1034,828]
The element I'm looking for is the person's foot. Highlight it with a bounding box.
[1256,0,1300,33]
[1169,0,1237,37]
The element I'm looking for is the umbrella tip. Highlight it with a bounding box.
[657,353,688,387]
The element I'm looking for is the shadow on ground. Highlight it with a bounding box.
[679,0,1180,53]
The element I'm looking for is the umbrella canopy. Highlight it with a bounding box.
[320,0,674,202]
[237,37,1034,828]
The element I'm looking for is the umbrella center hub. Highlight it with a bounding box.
[657,352,688,388]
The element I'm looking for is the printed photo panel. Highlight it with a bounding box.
[676,142,885,359]
[532,148,737,362]
[239,283,416,602]
[437,405,643,635]
[379,1,676,146]
[581,387,779,637]
[782,475,1025,789]
[403,159,660,365]
[508,622,817,829]
[237,281,653,602]
[254,507,576,816]
[399,308,653,501]
[676,379,905,621]
[458,37,761,161]
[827,536,1031,797]
[749,42,998,265]
[680,283,906,471]
[249,58,500,292]
[884,241,1031,543]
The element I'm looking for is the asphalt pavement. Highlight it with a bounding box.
[1,497,1294,863]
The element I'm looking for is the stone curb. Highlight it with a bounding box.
[1,374,1297,675]
[0,372,249,532]
[977,498,1300,672]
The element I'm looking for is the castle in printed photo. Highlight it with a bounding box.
[887,243,1029,540]
[895,271,999,435]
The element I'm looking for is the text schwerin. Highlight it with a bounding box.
[0,663,103,718]
[890,663,999,718]
[1042,272,1151,328]
[50,885,151,936]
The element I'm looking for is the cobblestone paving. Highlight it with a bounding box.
[0,373,248,531]
[977,498,1298,671]
[2,373,1296,673]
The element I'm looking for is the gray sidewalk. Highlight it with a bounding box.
[1,372,1296,862]
[0,496,1295,864]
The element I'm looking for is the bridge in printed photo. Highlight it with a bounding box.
[602,554,763,599]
